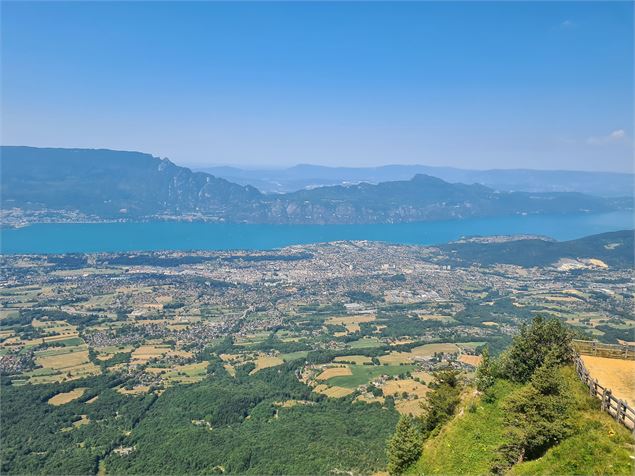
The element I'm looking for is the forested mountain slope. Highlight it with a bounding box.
[439,230,634,268]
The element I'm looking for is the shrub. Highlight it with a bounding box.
[492,358,573,473]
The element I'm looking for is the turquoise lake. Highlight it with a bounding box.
[1,211,633,254]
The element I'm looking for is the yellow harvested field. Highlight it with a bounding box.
[380,343,460,364]
[130,345,172,364]
[326,314,376,326]
[37,349,92,370]
[334,355,372,365]
[43,333,80,343]
[412,371,433,382]
[68,362,102,376]
[356,394,384,405]
[224,364,236,377]
[250,354,284,374]
[417,314,452,321]
[220,353,241,362]
[396,399,424,416]
[118,385,151,395]
[581,355,635,407]
[379,352,412,364]
[563,289,586,297]
[85,396,99,404]
[545,295,581,302]
[326,314,376,333]
[316,366,352,380]
[382,379,428,398]
[321,386,355,398]
[389,339,415,346]
[482,321,498,327]
[459,354,483,366]
[48,387,87,405]
[73,414,90,427]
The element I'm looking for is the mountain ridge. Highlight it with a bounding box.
[1,146,631,225]
[193,163,635,196]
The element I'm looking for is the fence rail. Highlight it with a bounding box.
[572,339,635,360]
[573,351,635,431]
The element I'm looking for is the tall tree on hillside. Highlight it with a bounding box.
[420,369,462,433]
[500,317,573,383]
[387,415,423,475]
[476,346,496,392]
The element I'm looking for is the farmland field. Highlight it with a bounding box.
[47,387,87,405]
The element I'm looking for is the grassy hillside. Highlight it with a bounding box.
[407,367,633,475]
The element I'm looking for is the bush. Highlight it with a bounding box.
[492,358,573,473]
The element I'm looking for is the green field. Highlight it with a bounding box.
[280,350,309,362]
[347,337,382,349]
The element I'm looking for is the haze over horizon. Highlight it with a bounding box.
[2,1,633,173]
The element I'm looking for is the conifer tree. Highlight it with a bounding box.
[387,415,423,475]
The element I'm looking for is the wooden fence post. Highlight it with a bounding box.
[590,378,598,397]
[601,388,610,411]
[618,400,627,423]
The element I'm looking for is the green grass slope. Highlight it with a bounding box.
[510,367,634,476]
[408,367,633,476]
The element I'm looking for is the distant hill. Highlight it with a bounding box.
[195,163,635,197]
[1,146,631,224]
[439,230,634,268]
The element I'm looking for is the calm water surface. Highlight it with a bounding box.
[1,211,633,254]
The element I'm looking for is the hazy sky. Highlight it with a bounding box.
[2,1,633,172]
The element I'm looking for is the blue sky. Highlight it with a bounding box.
[1,1,633,172]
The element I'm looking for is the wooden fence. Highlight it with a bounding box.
[572,339,635,360]
[573,349,635,431]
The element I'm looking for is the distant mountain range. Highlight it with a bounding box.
[195,163,635,197]
[1,146,632,225]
